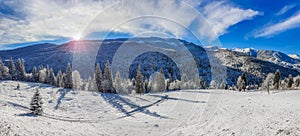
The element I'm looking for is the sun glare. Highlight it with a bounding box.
[72,35,81,41]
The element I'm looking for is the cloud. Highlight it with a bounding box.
[255,12,300,38]
[0,0,259,46]
[202,1,260,37]
[276,4,296,16]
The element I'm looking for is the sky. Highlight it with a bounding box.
[0,0,299,54]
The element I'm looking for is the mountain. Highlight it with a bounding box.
[233,48,300,71]
[288,54,300,59]
[0,38,299,86]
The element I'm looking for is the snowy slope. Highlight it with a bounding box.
[1,81,300,135]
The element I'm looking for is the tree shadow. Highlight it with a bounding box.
[16,113,38,117]
[179,90,210,94]
[147,94,207,104]
[54,88,72,110]
[100,93,168,119]
[6,101,29,110]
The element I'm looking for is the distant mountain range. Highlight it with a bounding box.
[0,37,299,85]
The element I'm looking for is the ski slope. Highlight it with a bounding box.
[0,81,300,136]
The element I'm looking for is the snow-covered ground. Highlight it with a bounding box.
[1,81,300,136]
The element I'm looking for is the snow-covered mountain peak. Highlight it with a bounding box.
[288,54,300,60]
[232,48,258,57]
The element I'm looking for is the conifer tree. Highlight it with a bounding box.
[241,72,247,91]
[274,69,281,90]
[56,70,64,87]
[288,74,294,88]
[103,60,115,93]
[0,58,5,79]
[166,73,172,91]
[32,66,38,82]
[30,88,43,115]
[49,68,56,86]
[95,63,103,92]
[64,63,73,88]
[135,64,143,94]
[194,75,200,89]
[9,58,17,80]
[16,58,26,81]
[154,68,165,92]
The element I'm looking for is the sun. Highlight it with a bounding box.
[72,35,81,41]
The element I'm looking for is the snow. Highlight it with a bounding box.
[288,54,300,60]
[1,81,300,135]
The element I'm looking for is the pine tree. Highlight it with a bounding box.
[64,63,73,88]
[153,68,165,92]
[194,75,200,89]
[274,69,281,90]
[166,73,172,91]
[49,68,56,86]
[135,64,143,94]
[241,72,247,91]
[87,76,94,91]
[9,57,17,80]
[95,63,103,92]
[56,70,64,87]
[288,74,293,88]
[30,88,43,115]
[103,60,115,93]
[72,70,82,89]
[295,76,300,88]
[0,58,4,79]
[32,66,38,82]
[16,58,26,81]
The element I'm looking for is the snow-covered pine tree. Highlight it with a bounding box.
[274,69,281,90]
[154,68,165,92]
[9,57,17,80]
[64,63,73,88]
[32,66,38,82]
[236,76,243,91]
[103,60,115,93]
[288,74,294,89]
[199,77,206,89]
[114,71,123,93]
[219,81,225,89]
[44,65,50,84]
[294,76,300,88]
[56,70,64,87]
[194,75,200,89]
[0,58,4,79]
[72,70,82,90]
[262,73,274,93]
[87,76,93,91]
[210,80,217,89]
[49,68,56,86]
[16,58,26,81]
[30,88,43,115]
[166,73,171,91]
[95,63,103,92]
[241,72,247,91]
[135,64,143,94]
[180,73,188,90]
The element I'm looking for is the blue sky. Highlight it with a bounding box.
[0,0,299,54]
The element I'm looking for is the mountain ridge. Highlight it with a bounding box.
[0,38,299,86]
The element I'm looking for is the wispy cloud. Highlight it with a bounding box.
[0,0,259,45]
[255,12,300,38]
[276,4,296,16]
